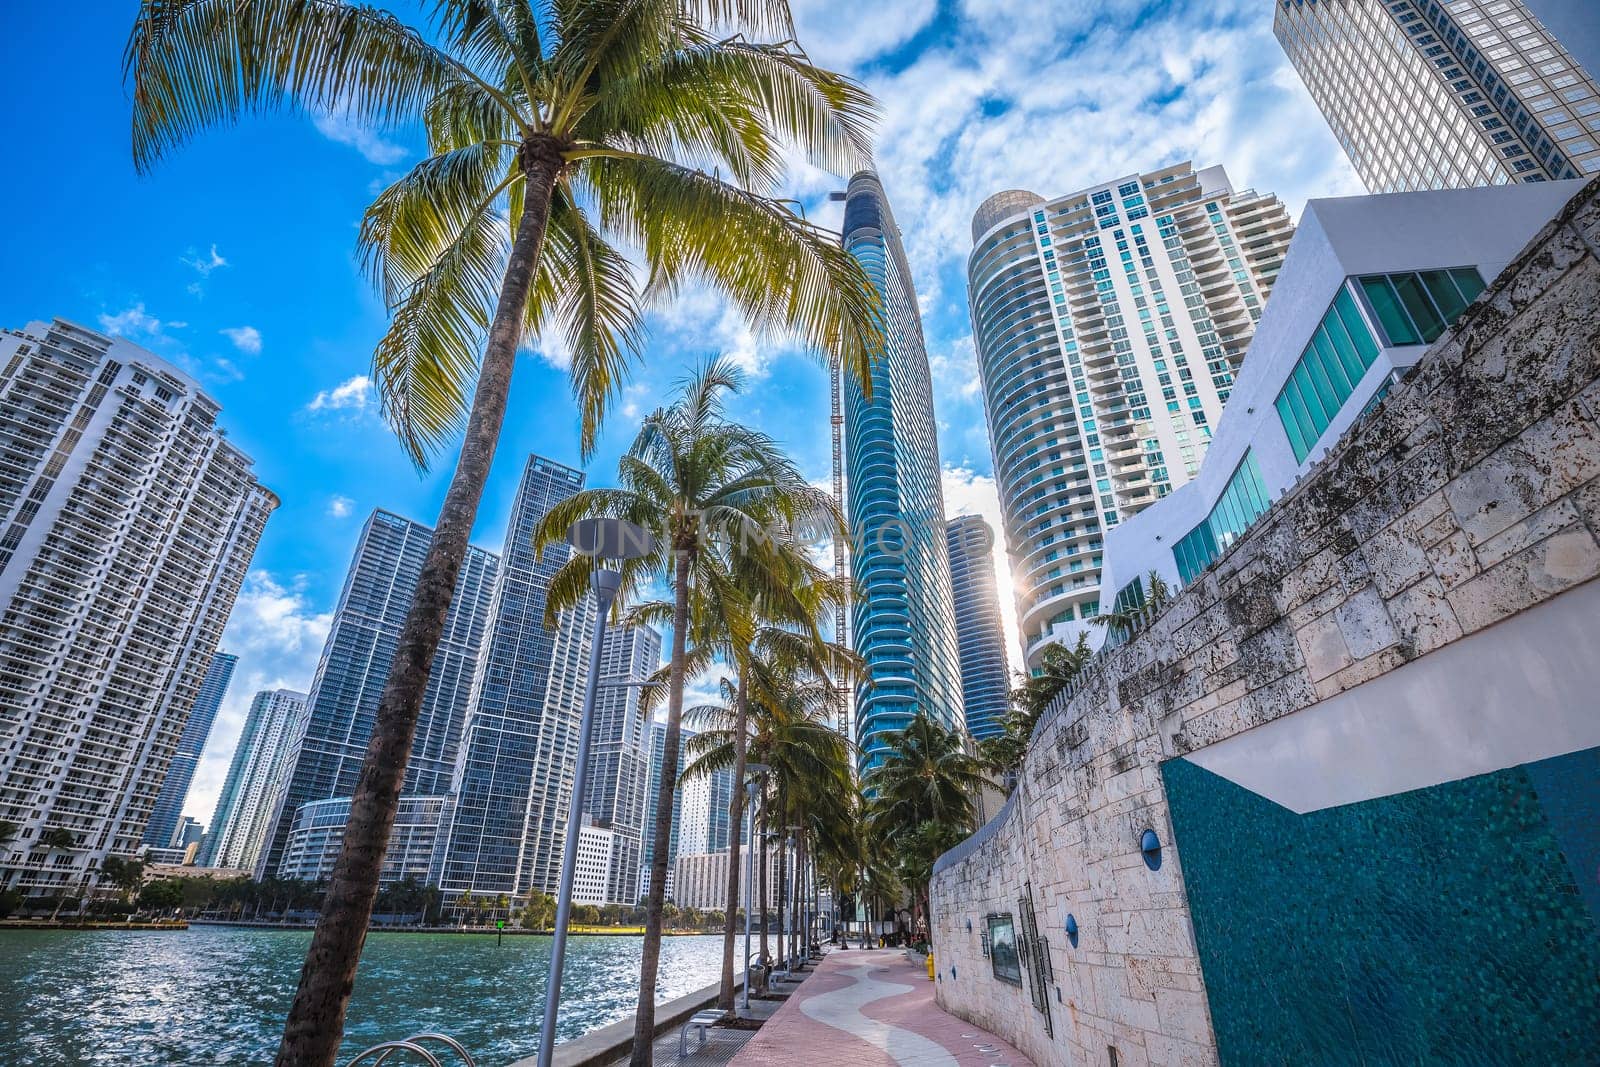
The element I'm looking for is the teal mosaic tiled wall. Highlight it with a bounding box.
[1163,749,1600,1065]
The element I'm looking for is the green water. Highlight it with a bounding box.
[0,926,727,1066]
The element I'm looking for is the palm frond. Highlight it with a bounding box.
[583,155,884,392]
[126,0,465,172]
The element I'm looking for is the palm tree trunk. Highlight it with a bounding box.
[717,674,749,1011]
[775,788,788,969]
[758,798,770,965]
[630,548,693,1066]
[273,139,566,1067]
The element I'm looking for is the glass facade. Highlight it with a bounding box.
[968,163,1294,667]
[1276,269,1483,462]
[842,172,966,773]
[199,688,307,871]
[1172,452,1273,584]
[1276,0,1600,193]
[257,509,500,878]
[583,623,660,905]
[143,651,237,849]
[945,516,1012,741]
[435,456,591,900]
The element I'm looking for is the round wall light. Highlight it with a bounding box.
[1141,828,1163,870]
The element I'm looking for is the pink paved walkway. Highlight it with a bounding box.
[729,949,1030,1066]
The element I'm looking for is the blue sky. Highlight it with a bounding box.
[0,0,1361,824]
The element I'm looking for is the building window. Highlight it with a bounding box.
[1172,451,1271,584]
[1275,269,1482,463]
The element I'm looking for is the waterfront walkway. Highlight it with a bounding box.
[727,949,1030,1066]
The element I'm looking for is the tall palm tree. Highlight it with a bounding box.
[535,357,842,1062]
[125,3,880,1063]
[864,714,988,931]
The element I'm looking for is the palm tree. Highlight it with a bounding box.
[982,632,1094,785]
[1092,570,1173,640]
[864,714,988,932]
[639,566,852,1008]
[536,357,843,1060]
[125,3,880,1062]
[685,645,854,969]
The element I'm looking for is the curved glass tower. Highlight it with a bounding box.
[842,172,964,773]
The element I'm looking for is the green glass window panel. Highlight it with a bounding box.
[1392,272,1446,342]
[1322,305,1369,386]
[1298,355,1339,426]
[1421,270,1468,321]
[1333,287,1380,366]
[1280,377,1319,462]
[1450,267,1486,304]
[1277,392,1309,461]
[1360,276,1421,345]
[1311,325,1355,397]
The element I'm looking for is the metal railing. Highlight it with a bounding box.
[344,1033,476,1067]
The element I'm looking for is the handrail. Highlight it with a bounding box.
[345,1033,475,1067]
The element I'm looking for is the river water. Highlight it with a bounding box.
[0,926,726,1066]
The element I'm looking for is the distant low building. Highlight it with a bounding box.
[672,847,781,913]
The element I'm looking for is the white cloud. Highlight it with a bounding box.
[327,495,355,519]
[97,303,165,337]
[793,0,939,67]
[184,571,334,825]
[182,245,228,277]
[942,464,1023,671]
[307,374,372,412]
[220,325,262,354]
[313,109,408,165]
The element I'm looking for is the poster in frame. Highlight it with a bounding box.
[986,912,1022,986]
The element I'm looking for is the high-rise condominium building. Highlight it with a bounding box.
[944,517,1012,741]
[583,623,661,905]
[435,455,592,901]
[200,688,307,870]
[572,818,616,905]
[143,650,237,849]
[639,717,686,901]
[256,510,499,877]
[678,760,735,857]
[968,163,1294,666]
[840,171,965,772]
[1276,0,1600,192]
[0,320,275,898]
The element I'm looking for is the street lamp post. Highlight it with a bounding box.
[740,763,769,1014]
[536,518,652,1067]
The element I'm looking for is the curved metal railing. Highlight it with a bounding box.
[344,1032,475,1067]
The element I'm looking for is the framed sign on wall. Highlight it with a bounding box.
[986,913,1022,986]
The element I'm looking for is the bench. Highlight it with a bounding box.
[677,1010,726,1058]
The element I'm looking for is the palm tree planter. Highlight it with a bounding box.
[125,3,881,1064]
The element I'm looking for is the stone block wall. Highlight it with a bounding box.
[930,178,1600,1066]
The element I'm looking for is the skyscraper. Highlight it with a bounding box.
[0,319,275,899]
[968,163,1293,666]
[200,688,308,870]
[944,517,1012,741]
[677,760,735,857]
[840,171,965,773]
[1276,0,1600,192]
[144,650,238,849]
[256,510,499,877]
[583,623,661,906]
[639,717,686,901]
[434,455,591,901]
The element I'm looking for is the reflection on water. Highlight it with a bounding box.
[0,926,725,1066]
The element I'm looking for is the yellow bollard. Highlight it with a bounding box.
[926,951,935,980]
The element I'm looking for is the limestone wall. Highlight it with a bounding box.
[930,178,1600,1066]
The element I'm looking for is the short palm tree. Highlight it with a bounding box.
[1092,570,1173,639]
[535,356,842,1061]
[125,3,879,1063]
[982,632,1093,784]
[864,714,988,930]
